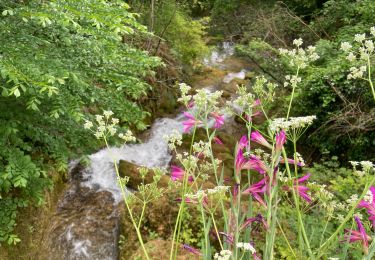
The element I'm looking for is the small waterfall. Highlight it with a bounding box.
[47,42,246,260]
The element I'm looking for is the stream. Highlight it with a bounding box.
[47,42,252,260]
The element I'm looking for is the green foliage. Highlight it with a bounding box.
[0,0,160,244]
[133,0,209,66]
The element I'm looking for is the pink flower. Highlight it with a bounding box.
[241,214,268,231]
[244,111,261,122]
[358,186,375,229]
[210,112,225,128]
[243,178,267,207]
[182,112,201,133]
[249,155,269,174]
[280,157,305,167]
[170,166,193,182]
[182,244,202,255]
[213,136,224,145]
[235,149,260,174]
[187,101,195,108]
[343,216,372,255]
[219,232,234,244]
[252,99,261,107]
[284,173,312,203]
[250,131,272,149]
[239,135,249,150]
[175,198,198,204]
[275,130,286,151]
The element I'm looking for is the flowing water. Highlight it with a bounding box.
[47,42,250,260]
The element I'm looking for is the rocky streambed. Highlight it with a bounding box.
[46,42,254,260]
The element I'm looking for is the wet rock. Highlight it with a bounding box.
[46,162,121,260]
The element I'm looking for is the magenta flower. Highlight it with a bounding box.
[182,112,201,133]
[213,136,224,145]
[219,232,234,244]
[239,135,249,150]
[243,178,267,207]
[249,155,269,174]
[175,197,198,204]
[250,131,272,149]
[210,112,225,128]
[170,166,193,182]
[358,186,375,229]
[182,244,202,255]
[284,173,312,203]
[241,214,268,231]
[343,216,371,255]
[252,99,261,107]
[235,149,261,174]
[187,101,195,108]
[244,111,261,122]
[280,157,305,167]
[275,130,286,151]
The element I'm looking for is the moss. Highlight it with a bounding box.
[0,175,67,260]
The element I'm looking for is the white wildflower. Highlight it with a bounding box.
[371,26,375,37]
[354,33,366,43]
[365,40,374,53]
[346,52,356,62]
[364,189,373,203]
[103,110,114,118]
[83,120,93,129]
[111,118,119,125]
[237,242,256,254]
[214,250,232,260]
[95,114,104,123]
[340,42,352,52]
[293,38,303,47]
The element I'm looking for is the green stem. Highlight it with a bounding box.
[317,174,375,258]
[282,147,313,258]
[367,57,375,101]
[277,218,297,258]
[365,239,375,260]
[286,67,300,119]
[104,137,150,260]
[138,201,147,230]
[211,212,224,251]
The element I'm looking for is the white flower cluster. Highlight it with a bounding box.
[214,250,232,260]
[364,189,373,203]
[295,152,305,166]
[269,116,316,132]
[83,110,136,142]
[233,85,256,110]
[347,65,367,79]
[284,75,302,88]
[163,129,182,150]
[186,186,230,200]
[177,83,192,106]
[350,160,374,177]
[193,89,223,111]
[118,130,136,143]
[192,140,211,157]
[346,194,359,205]
[252,76,278,103]
[279,39,319,69]
[341,27,375,80]
[236,242,256,254]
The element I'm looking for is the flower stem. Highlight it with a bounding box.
[211,212,224,251]
[286,67,300,119]
[281,147,313,258]
[367,57,375,101]
[104,137,150,260]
